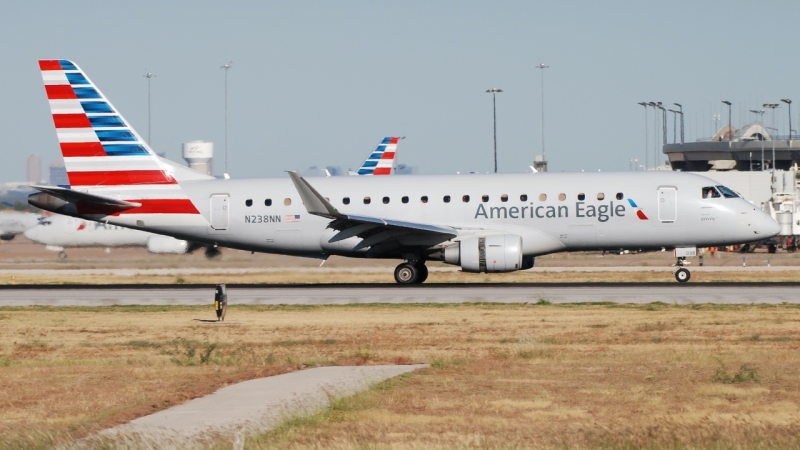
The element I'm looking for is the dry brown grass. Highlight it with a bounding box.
[2,303,800,449]
[3,268,800,285]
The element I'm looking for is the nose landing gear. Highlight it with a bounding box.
[673,257,691,283]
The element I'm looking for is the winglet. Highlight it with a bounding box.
[286,171,343,219]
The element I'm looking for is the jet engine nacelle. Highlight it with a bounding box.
[146,235,189,254]
[444,234,524,273]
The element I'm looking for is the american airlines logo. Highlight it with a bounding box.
[474,201,631,223]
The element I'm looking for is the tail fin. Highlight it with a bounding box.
[39,60,180,188]
[354,136,401,175]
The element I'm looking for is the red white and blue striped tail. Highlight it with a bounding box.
[356,136,400,175]
[38,60,201,217]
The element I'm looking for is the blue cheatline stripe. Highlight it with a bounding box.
[73,87,101,99]
[81,102,114,113]
[380,137,391,144]
[628,198,638,208]
[357,168,373,175]
[368,152,383,160]
[102,144,149,156]
[361,160,378,167]
[66,73,90,85]
[89,116,125,127]
[95,130,137,142]
[374,145,386,152]
[58,60,78,70]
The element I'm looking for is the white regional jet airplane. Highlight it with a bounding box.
[28,60,780,283]
[23,213,200,259]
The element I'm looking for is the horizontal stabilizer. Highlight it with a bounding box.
[32,185,141,210]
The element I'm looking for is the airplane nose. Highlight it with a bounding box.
[23,227,38,241]
[763,215,781,238]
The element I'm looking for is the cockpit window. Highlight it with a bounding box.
[702,186,721,199]
[716,185,739,198]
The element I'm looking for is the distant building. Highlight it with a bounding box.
[49,161,68,186]
[26,154,41,183]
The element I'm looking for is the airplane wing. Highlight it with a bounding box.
[31,185,141,212]
[287,171,456,254]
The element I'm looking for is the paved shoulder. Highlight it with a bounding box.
[76,364,425,448]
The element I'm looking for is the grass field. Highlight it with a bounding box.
[2,303,800,449]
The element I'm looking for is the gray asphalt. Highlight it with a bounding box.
[4,284,800,306]
[73,365,425,449]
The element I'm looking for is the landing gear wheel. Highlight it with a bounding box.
[58,251,67,259]
[415,264,428,284]
[675,268,691,283]
[394,263,419,284]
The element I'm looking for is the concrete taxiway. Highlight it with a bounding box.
[4,283,800,306]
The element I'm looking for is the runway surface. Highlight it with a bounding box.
[3,283,800,306]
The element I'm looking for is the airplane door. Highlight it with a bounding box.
[210,195,230,230]
[658,187,677,223]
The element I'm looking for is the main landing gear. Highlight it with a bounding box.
[673,257,691,283]
[394,261,428,284]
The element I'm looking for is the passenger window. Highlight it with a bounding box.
[539,193,547,201]
[500,194,508,202]
[364,196,371,204]
[402,196,409,204]
[520,194,528,201]
[284,198,291,206]
[482,195,489,202]
[265,199,272,206]
[462,195,470,203]
[597,193,605,200]
[702,187,721,199]
[616,192,623,200]
[577,193,585,201]
[383,196,390,204]
[421,196,428,203]
[343,197,350,205]
[558,193,566,201]
[245,199,253,207]
[443,195,451,203]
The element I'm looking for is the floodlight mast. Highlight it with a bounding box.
[143,72,156,145]
[535,63,549,165]
[638,102,648,169]
[722,101,732,142]
[781,99,793,139]
[750,109,766,170]
[673,103,683,144]
[221,61,233,178]
[486,88,503,173]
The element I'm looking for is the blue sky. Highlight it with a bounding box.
[2,1,798,181]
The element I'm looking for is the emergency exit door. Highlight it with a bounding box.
[210,195,230,230]
[658,187,677,223]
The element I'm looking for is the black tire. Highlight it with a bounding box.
[58,251,67,259]
[394,263,419,284]
[675,268,690,283]
[416,264,429,283]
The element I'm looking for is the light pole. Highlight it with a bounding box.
[713,114,721,140]
[765,103,779,169]
[486,88,503,173]
[722,101,732,141]
[221,61,233,178]
[657,103,666,168]
[143,72,156,146]
[638,102,649,169]
[648,102,659,168]
[781,99,793,139]
[766,126,778,171]
[629,158,638,171]
[535,63,548,165]
[668,109,677,144]
[750,109,766,170]
[673,103,684,144]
